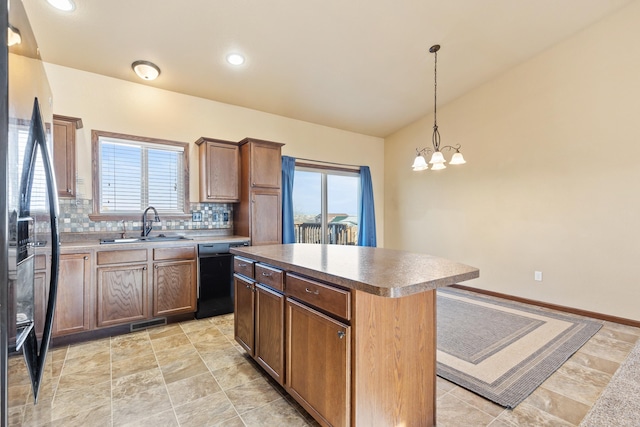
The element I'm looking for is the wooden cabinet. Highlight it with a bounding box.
[53,115,82,198]
[234,261,286,384]
[34,254,49,337]
[255,284,285,384]
[54,252,91,336]
[286,298,350,427]
[152,246,197,317]
[195,137,240,203]
[234,273,255,355]
[96,249,148,327]
[235,138,284,246]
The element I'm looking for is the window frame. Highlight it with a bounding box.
[294,161,360,245]
[90,130,190,221]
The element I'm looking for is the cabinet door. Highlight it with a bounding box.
[153,259,196,317]
[286,298,351,427]
[54,253,91,336]
[34,271,48,337]
[250,143,281,188]
[53,117,76,198]
[97,264,148,327]
[234,274,255,355]
[203,142,240,202]
[255,284,285,384]
[251,189,281,246]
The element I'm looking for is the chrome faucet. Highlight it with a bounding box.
[141,206,160,237]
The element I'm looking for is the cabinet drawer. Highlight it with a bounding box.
[255,263,284,292]
[35,254,47,271]
[286,273,351,321]
[97,249,147,265]
[153,246,196,261]
[234,256,255,279]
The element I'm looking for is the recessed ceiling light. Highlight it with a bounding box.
[46,0,76,12]
[226,53,245,66]
[131,60,161,81]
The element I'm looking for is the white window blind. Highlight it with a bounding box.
[17,127,48,212]
[99,137,184,213]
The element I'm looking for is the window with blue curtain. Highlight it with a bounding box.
[282,159,376,247]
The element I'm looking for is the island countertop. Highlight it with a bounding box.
[230,243,479,297]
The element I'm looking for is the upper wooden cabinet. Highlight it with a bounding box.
[195,137,240,203]
[235,138,284,246]
[53,115,82,198]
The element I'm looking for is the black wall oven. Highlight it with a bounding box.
[195,241,249,319]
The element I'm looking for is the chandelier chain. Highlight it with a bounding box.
[433,48,437,127]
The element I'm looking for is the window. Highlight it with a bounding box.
[292,165,360,245]
[91,130,189,218]
[7,121,50,213]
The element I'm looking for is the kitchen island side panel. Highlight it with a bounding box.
[352,289,436,427]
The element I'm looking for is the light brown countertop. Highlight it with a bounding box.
[231,243,479,297]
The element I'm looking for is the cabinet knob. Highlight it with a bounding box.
[67,188,72,193]
[155,265,159,269]
[305,287,319,295]
[337,331,346,339]
[83,256,88,260]
[143,266,147,270]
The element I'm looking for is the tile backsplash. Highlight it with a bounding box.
[38,198,233,234]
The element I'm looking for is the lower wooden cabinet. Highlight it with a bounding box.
[54,253,91,336]
[97,264,148,327]
[234,274,255,355]
[153,259,197,316]
[255,284,285,384]
[286,298,351,427]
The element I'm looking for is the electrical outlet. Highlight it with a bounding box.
[223,212,229,222]
[192,211,203,222]
[213,212,219,221]
[534,271,543,282]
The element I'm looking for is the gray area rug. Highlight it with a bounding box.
[580,338,640,426]
[437,288,602,408]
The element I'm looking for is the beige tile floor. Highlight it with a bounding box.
[7,312,640,426]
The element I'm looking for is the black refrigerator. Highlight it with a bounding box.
[1,1,60,426]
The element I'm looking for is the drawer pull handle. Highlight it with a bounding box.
[305,287,319,295]
[337,331,346,339]
[245,284,252,290]
[262,272,273,277]
[238,263,247,267]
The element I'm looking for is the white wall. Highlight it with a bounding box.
[44,64,385,244]
[384,1,640,320]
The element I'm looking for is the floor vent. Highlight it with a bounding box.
[130,317,167,332]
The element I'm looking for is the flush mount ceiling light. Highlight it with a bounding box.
[412,44,466,172]
[46,0,76,12]
[132,60,161,81]
[226,53,245,66]
[7,24,21,47]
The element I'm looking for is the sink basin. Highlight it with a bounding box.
[100,235,192,244]
[100,238,141,244]
[139,235,192,242]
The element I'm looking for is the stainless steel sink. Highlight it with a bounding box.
[139,235,192,242]
[100,234,192,244]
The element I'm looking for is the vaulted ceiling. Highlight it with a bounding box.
[23,0,633,137]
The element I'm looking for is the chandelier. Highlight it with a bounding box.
[412,44,466,171]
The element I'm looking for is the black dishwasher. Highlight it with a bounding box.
[195,241,249,319]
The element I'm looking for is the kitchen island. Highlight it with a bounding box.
[230,243,479,427]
